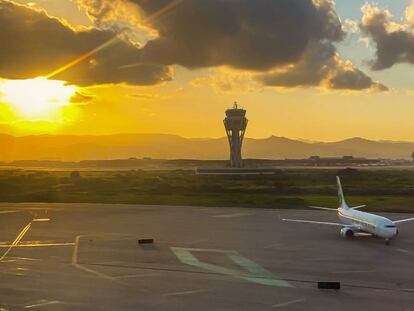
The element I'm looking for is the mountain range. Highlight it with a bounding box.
[0,134,414,161]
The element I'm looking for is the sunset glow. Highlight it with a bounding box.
[0,77,78,123]
[1,0,414,141]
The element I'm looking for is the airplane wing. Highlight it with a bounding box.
[281,218,346,226]
[394,217,414,224]
[351,205,366,210]
[308,206,337,211]
[308,205,366,211]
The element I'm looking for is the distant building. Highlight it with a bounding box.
[223,102,248,168]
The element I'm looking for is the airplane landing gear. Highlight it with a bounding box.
[385,239,391,246]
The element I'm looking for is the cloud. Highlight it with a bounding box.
[0,0,384,91]
[360,2,414,70]
[327,60,388,91]
[257,41,387,91]
[86,0,381,91]
[128,93,168,100]
[77,0,156,45]
[137,0,344,71]
[191,68,262,94]
[0,1,172,86]
[69,91,94,104]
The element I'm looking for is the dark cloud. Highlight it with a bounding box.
[360,3,414,70]
[69,92,94,104]
[0,1,171,85]
[257,41,387,91]
[328,65,388,91]
[136,0,344,70]
[257,41,335,88]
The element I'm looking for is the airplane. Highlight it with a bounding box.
[281,176,414,245]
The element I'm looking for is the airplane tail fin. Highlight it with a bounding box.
[336,176,349,209]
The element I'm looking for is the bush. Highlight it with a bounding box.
[70,171,81,179]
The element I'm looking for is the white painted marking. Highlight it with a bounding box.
[213,212,254,218]
[401,288,414,292]
[271,298,305,309]
[395,248,414,256]
[25,300,61,309]
[333,270,374,274]
[115,273,159,280]
[264,243,282,250]
[32,218,50,222]
[71,235,125,285]
[16,267,28,271]
[8,257,40,261]
[164,289,208,297]
[0,210,19,214]
[71,236,81,265]
[75,263,122,283]
[304,257,337,262]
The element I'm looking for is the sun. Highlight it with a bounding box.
[0,77,78,122]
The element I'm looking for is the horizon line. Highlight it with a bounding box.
[2,132,414,144]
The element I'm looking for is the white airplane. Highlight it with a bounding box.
[282,176,414,245]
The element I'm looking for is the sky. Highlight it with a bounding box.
[1,0,414,141]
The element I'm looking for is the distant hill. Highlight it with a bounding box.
[0,134,414,161]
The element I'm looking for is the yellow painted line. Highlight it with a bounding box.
[0,243,74,248]
[0,222,32,261]
[213,212,254,218]
[0,210,19,214]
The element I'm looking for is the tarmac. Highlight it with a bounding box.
[0,203,413,311]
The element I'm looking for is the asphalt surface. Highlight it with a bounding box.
[0,203,413,311]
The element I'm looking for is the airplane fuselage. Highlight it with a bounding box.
[338,207,398,239]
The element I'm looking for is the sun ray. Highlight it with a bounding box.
[45,0,184,80]
[46,36,120,80]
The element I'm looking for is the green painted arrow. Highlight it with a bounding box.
[171,247,292,288]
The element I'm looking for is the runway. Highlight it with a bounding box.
[0,203,413,310]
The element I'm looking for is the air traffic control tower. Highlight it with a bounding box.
[224,103,248,168]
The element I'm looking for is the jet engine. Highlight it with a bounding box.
[340,227,354,238]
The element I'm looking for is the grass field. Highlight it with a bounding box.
[1,168,414,212]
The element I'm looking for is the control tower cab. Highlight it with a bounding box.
[223,103,248,168]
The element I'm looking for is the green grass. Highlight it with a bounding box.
[1,168,414,212]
